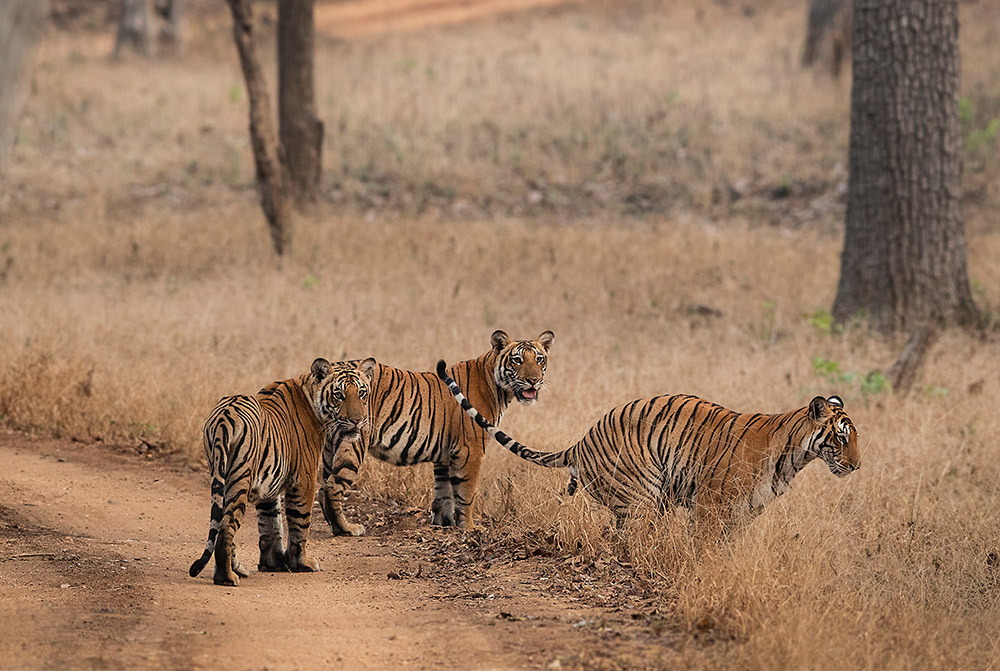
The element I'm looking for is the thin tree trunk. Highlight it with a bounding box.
[0,0,48,175]
[833,0,976,333]
[154,0,185,55]
[278,0,323,205]
[115,0,152,56]
[226,0,292,257]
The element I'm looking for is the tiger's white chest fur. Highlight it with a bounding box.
[748,434,815,514]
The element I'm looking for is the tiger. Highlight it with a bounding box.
[436,360,860,530]
[189,357,376,586]
[320,329,554,534]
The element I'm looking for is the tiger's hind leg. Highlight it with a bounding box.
[319,435,367,536]
[284,480,319,572]
[256,497,288,572]
[214,486,251,586]
[449,450,483,529]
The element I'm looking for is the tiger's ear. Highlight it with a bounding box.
[808,396,833,422]
[537,330,555,352]
[357,357,377,380]
[311,358,332,382]
[491,329,510,352]
[827,395,844,408]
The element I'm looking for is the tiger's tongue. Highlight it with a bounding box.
[521,388,537,399]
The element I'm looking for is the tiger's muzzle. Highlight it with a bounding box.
[336,417,365,441]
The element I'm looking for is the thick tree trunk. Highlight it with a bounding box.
[278,0,323,206]
[0,0,48,175]
[226,0,292,257]
[833,0,976,333]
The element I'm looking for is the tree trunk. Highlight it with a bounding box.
[802,0,851,78]
[226,0,292,257]
[154,0,185,55]
[278,0,323,205]
[833,0,977,333]
[0,0,48,175]
[115,0,152,56]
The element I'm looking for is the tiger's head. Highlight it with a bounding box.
[308,357,376,442]
[491,329,554,405]
[807,395,861,477]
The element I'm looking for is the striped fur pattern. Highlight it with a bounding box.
[437,360,860,528]
[189,357,375,585]
[320,330,553,534]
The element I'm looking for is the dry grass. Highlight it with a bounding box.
[2,0,999,668]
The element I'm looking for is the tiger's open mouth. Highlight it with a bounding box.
[515,387,539,403]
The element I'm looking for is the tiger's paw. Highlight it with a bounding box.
[289,556,320,572]
[430,511,456,527]
[258,549,289,572]
[287,543,320,572]
[326,511,366,536]
[232,558,250,578]
[213,570,240,586]
[332,521,366,537]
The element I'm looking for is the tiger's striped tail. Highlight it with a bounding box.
[436,360,571,471]
[189,422,229,578]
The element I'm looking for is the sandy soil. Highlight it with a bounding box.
[0,430,674,671]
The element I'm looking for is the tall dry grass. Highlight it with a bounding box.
[1,0,999,668]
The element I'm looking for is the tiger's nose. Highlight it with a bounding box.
[526,377,541,386]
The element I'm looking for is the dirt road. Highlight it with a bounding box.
[0,431,666,670]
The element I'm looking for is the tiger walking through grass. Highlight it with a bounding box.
[437,359,860,530]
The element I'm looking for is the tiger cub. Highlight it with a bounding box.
[189,357,375,586]
[437,360,860,529]
[320,330,553,534]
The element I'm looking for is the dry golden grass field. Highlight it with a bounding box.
[2,0,1000,668]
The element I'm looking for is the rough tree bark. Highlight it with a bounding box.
[226,0,292,257]
[833,0,977,333]
[278,0,323,205]
[0,0,48,175]
[802,0,851,78]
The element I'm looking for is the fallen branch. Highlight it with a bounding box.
[886,324,938,394]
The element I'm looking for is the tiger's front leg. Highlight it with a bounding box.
[430,462,456,526]
[319,434,367,536]
[284,482,319,572]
